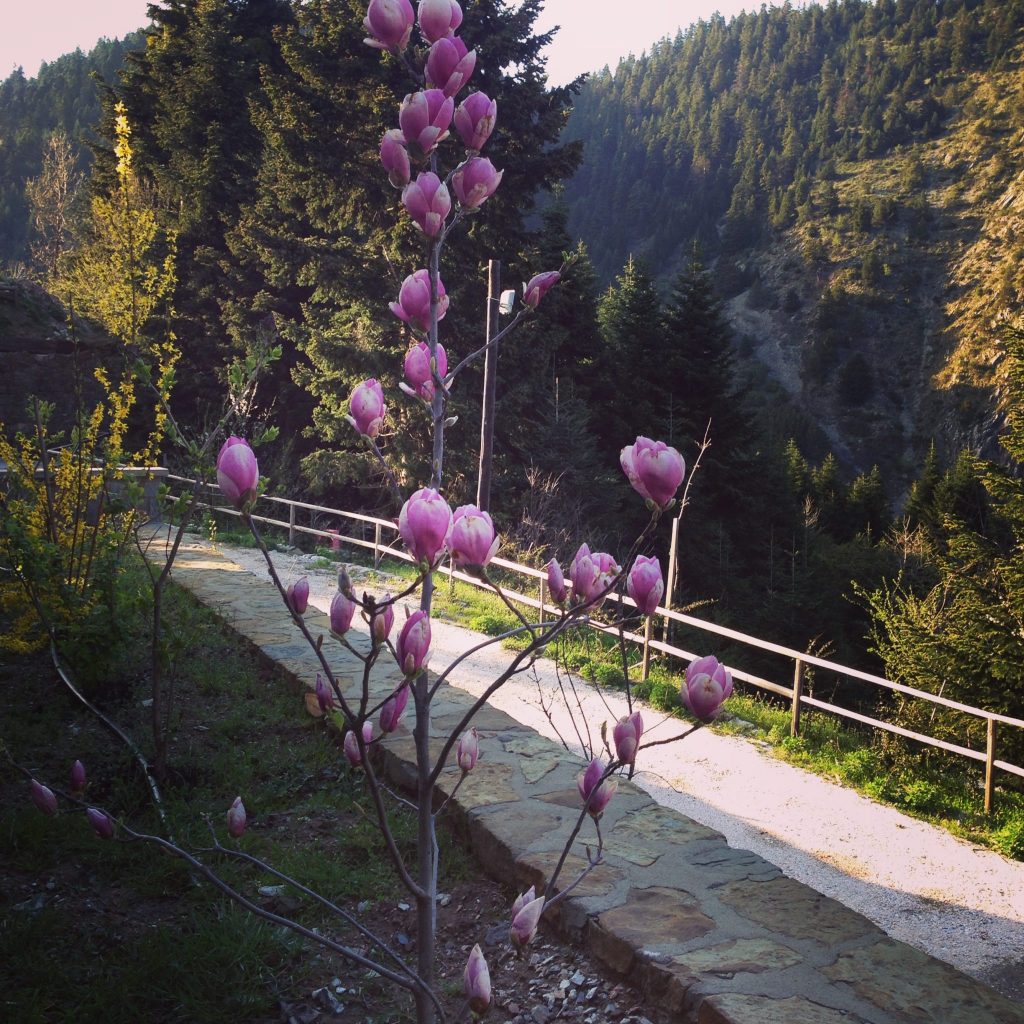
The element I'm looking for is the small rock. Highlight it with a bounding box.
[571,971,585,986]
[397,901,410,911]
[531,1008,551,1024]
[357,900,372,913]
[258,884,287,897]
[437,892,452,907]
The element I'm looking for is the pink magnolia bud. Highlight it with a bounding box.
[390,269,449,334]
[380,129,411,188]
[510,893,545,948]
[87,807,115,839]
[523,271,561,309]
[452,156,503,209]
[456,727,479,771]
[31,779,58,816]
[511,885,535,918]
[401,340,448,402]
[315,673,335,713]
[577,757,617,818]
[402,171,451,237]
[363,0,415,51]
[216,436,259,509]
[344,721,374,767]
[396,610,431,677]
[286,576,309,616]
[371,593,395,644]
[627,555,663,616]
[449,504,499,571]
[463,943,491,1015]
[70,759,87,795]
[454,91,496,152]
[425,36,476,97]
[620,436,686,509]
[399,89,454,159]
[346,378,386,438]
[546,559,567,605]
[330,590,356,634]
[379,682,411,732]
[226,796,246,838]
[613,711,644,766]
[568,543,619,607]
[398,488,453,565]
[418,0,462,42]
[683,655,734,723]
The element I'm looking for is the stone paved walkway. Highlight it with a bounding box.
[149,533,1024,1024]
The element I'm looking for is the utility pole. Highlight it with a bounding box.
[476,259,500,512]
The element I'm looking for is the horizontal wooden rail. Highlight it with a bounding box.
[163,476,1024,810]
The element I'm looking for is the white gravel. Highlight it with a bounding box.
[211,539,1024,1001]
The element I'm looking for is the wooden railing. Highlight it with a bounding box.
[166,475,1024,812]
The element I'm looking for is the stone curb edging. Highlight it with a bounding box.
[153,536,1024,1024]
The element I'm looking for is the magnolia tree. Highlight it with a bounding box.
[26,3,734,1021]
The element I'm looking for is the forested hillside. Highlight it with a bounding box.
[563,0,1024,486]
[0,32,144,263]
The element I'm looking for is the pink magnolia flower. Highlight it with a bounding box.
[87,807,115,840]
[568,543,620,607]
[463,944,491,1015]
[380,682,411,732]
[401,340,448,402]
[452,156,503,209]
[226,796,246,839]
[396,610,431,677]
[286,576,309,616]
[627,555,664,616]
[546,558,567,605]
[426,36,476,97]
[613,711,644,767]
[577,757,617,818]
[330,590,356,634]
[418,0,462,42]
[399,89,454,159]
[402,171,451,237]
[456,727,479,771]
[346,378,386,438]
[390,269,449,334]
[683,655,734,723]
[363,0,415,51]
[216,436,259,509]
[371,593,395,644]
[70,759,86,794]
[510,892,545,947]
[315,673,335,714]
[454,91,496,152]
[449,504,499,571]
[31,779,58,816]
[398,487,453,565]
[523,271,561,309]
[380,129,411,188]
[620,436,686,509]
[344,721,374,767]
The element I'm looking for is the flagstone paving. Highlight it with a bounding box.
[148,534,1024,1024]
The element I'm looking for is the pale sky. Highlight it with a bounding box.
[3,1,761,85]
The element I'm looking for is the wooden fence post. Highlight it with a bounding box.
[641,616,653,681]
[374,523,382,568]
[790,658,804,738]
[288,504,296,547]
[539,577,547,625]
[985,719,997,815]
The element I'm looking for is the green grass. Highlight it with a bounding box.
[0,555,474,1022]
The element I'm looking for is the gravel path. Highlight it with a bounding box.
[213,539,1024,1002]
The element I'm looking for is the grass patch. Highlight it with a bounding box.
[0,554,487,1021]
